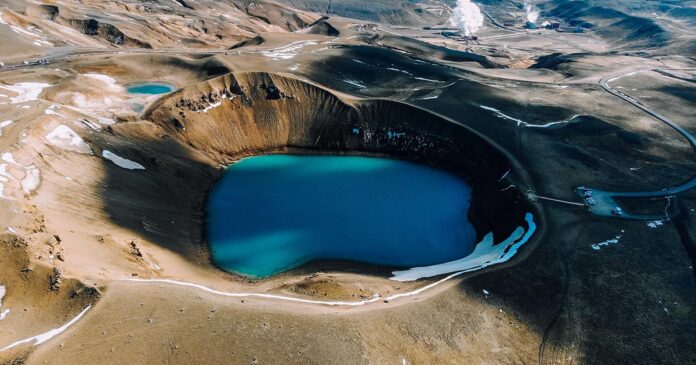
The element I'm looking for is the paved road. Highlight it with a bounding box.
[577,69,696,219]
[0,47,235,71]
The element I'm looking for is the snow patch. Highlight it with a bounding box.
[83,73,122,92]
[101,150,145,170]
[0,120,13,136]
[343,79,366,88]
[481,105,580,128]
[414,77,440,83]
[199,101,222,113]
[386,67,412,75]
[96,116,116,125]
[126,215,535,307]
[69,93,122,108]
[390,213,536,281]
[591,234,622,251]
[647,220,664,229]
[21,166,40,193]
[0,164,14,200]
[0,284,10,319]
[261,41,318,60]
[480,105,526,125]
[0,305,91,351]
[79,119,101,131]
[10,25,42,39]
[1,153,16,165]
[523,115,582,129]
[45,125,93,154]
[607,71,643,84]
[44,104,67,119]
[0,155,41,197]
[0,83,50,104]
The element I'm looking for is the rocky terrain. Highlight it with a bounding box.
[0,0,695,364]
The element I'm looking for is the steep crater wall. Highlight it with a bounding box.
[143,72,533,250]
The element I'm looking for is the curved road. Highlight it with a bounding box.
[578,69,696,219]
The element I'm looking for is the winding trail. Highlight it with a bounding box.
[123,270,466,307]
[0,44,541,307]
[0,306,92,352]
[0,22,694,362]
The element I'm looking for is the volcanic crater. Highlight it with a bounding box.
[121,71,538,279]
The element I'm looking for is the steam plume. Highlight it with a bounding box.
[449,0,484,36]
[525,1,540,24]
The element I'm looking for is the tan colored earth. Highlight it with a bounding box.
[1,0,695,364]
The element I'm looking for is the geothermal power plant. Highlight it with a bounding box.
[0,0,695,364]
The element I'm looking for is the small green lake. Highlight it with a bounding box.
[126,82,175,95]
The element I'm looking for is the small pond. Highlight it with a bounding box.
[206,155,477,278]
[126,82,175,95]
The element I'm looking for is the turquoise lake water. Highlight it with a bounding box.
[206,155,476,278]
[126,82,175,95]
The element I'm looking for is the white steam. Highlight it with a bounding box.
[525,1,540,24]
[449,0,484,36]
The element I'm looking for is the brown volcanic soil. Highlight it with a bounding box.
[0,0,323,64]
[0,3,695,365]
[0,234,98,363]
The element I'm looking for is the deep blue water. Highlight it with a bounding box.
[206,155,476,278]
[126,82,175,95]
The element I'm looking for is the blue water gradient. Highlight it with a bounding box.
[126,82,175,95]
[207,155,476,278]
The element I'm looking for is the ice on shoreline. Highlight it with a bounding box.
[127,214,535,308]
[390,213,537,281]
